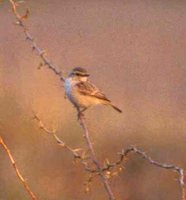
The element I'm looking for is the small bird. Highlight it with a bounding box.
[64,67,122,116]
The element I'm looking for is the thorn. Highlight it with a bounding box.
[39,50,46,56]
[37,62,43,70]
[21,8,30,20]
[32,45,36,51]
[105,171,111,179]
[73,148,83,153]
[16,1,25,5]
[15,21,21,25]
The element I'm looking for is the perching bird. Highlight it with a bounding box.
[64,67,122,116]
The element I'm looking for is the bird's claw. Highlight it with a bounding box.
[78,111,85,120]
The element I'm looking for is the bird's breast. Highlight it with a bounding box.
[64,78,79,106]
[64,78,102,108]
[64,78,73,98]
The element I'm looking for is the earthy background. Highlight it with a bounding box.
[0,0,186,199]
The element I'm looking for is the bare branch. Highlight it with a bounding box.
[33,114,96,173]
[100,146,185,200]
[33,114,83,159]
[78,114,116,200]
[7,3,116,198]
[8,0,65,82]
[0,136,38,200]
[124,147,185,200]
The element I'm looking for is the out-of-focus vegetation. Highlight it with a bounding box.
[0,0,186,199]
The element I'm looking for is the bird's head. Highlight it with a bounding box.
[69,67,90,82]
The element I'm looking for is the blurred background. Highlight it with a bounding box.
[0,0,186,199]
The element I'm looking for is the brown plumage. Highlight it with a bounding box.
[76,81,122,113]
[64,67,122,113]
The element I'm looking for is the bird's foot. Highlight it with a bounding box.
[77,111,85,120]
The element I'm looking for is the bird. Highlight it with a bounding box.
[64,67,122,116]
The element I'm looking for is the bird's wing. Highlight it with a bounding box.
[76,81,110,102]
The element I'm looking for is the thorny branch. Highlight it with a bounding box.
[8,0,65,82]
[0,136,37,200]
[7,1,120,198]
[33,114,81,159]
[78,114,116,200]
[99,146,185,200]
[8,0,117,193]
[33,114,96,173]
[7,1,186,200]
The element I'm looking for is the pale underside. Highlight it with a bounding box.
[65,79,111,109]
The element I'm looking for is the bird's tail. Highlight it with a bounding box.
[110,104,122,113]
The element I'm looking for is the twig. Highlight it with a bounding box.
[100,146,185,200]
[78,114,116,200]
[33,114,83,159]
[125,147,185,200]
[0,136,37,200]
[33,114,96,173]
[8,0,65,82]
